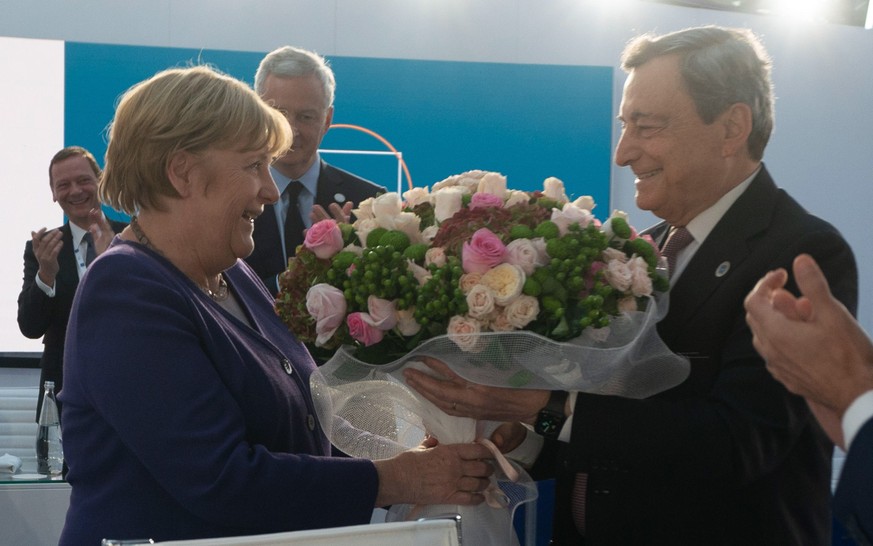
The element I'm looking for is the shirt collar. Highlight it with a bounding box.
[270,153,321,196]
[68,221,89,247]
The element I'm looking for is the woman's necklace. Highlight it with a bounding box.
[130,215,229,302]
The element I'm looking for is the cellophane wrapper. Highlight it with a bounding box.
[309,293,689,544]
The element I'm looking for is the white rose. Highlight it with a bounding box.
[504,295,540,329]
[392,211,423,243]
[421,225,439,244]
[572,195,596,212]
[367,295,398,330]
[403,187,432,208]
[505,238,544,276]
[354,218,379,248]
[425,247,447,268]
[551,202,594,235]
[407,260,432,286]
[433,187,465,222]
[372,192,403,226]
[431,174,460,192]
[504,190,530,208]
[628,256,654,297]
[531,237,550,265]
[602,247,628,263]
[604,259,632,292]
[543,176,569,203]
[466,284,497,319]
[396,308,422,336]
[342,243,364,256]
[476,172,508,199]
[352,197,375,221]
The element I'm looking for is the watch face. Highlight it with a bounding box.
[535,410,564,438]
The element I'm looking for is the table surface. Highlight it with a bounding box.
[0,456,65,485]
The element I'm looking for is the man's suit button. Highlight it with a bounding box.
[307,414,316,431]
[282,358,293,375]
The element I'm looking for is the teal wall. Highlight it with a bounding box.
[65,42,613,221]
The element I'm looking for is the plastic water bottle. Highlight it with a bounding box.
[36,380,64,477]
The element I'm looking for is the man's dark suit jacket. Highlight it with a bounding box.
[246,159,386,295]
[17,220,126,419]
[534,165,858,545]
[835,418,873,546]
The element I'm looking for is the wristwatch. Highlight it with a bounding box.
[534,390,569,440]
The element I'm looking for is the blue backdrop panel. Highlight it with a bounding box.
[65,42,613,218]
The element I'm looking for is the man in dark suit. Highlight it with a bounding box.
[404,26,857,545]
[246,46,386,295]
[18,146,126,420]
[746,254,873,545]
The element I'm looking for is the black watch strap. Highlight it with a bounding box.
[534,390,569,440]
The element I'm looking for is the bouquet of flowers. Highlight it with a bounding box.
[278,170,670,364]
[276,170,689,544]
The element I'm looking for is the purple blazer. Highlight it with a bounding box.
[59,239,377,545]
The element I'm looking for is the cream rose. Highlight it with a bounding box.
[466,284,497,319]
[403,186,431,208]
[476,172,508,199]
[459,272,483,294]
[396,308,422,336]
[551,203,594,236]
[604,259,633,292]
[505,295,540,329]
[433,187,465,222]
[425,247,447,268]
[504,190,530,208]
[571,195,596,212]
[628,256,654,297]
[447,315,484,353]
[352,197,375,221]
[353,218,379,248]
[480,263,525,306]
[543,176,569,203]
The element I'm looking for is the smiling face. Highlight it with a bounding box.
[614,55,733,227]
[50,155,101,228]
[259,73,332,180]
[187,146,280,267]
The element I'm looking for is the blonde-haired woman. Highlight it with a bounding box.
[58,65,492,545]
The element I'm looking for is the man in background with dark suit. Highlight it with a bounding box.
[404,26,857,544]
[247,45,386,295]
[18,146,126,420]
[746,254,873,546]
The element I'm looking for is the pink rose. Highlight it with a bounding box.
[462,228,506,274]
[469,192,504,210]
[305,284,347,347]
[346,312,384,347]
[367,296,398,330]
[304,219,344,259]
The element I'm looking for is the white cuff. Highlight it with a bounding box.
[35,272,56,297]
[842,390,873,450]
[504,424,544,468]
[557,391,578,443]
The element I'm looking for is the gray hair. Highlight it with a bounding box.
[254,46,336,109]
[621,26,774,161]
